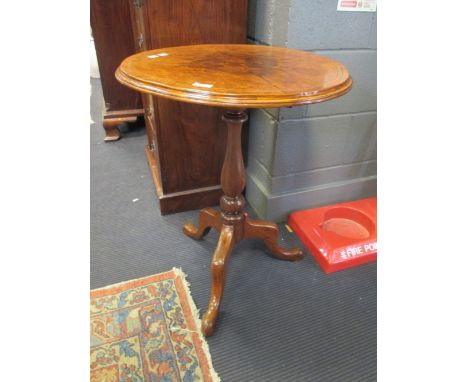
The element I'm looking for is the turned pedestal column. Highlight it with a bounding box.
[183,109,304,335]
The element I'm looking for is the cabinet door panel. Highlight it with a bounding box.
[91,0,142,111]
[156,99,227,193]
[144,0,248,48]
[142,0,248,194]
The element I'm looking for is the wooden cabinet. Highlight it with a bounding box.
[130,0,248,214]
[90,0,144,141]
[91,0,248,214]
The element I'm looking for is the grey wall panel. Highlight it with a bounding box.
[271,160,377,194]
[247,0,292,46]
[287,0,377,50]
[248,150,376,195]
[248,109,279,172]
[273,112,377,176]
[369,16,377,50]
[245,0,377,221]
[247,156,273,193]
[280,50,377,120]
[246,171,270,218]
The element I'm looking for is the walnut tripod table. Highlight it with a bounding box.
[116,44,352,336]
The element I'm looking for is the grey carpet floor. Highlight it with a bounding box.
[90,78,376,382]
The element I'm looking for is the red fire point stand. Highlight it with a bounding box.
[288,197,377,273]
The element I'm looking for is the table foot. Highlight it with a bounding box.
[183,207,221,240]
[244,218,304,261]
[201,225,234,337]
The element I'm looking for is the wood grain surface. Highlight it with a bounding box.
[116,44,352,108]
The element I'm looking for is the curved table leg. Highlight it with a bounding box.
[183,110,305,337]
[183,207,221,240]
[201,225,235,336]
[244,218,304,261]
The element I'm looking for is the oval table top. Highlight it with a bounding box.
[116,44,352,108]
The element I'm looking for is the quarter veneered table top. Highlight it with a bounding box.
[116,44,352,108]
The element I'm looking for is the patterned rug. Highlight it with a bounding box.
[90,268,220,382]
